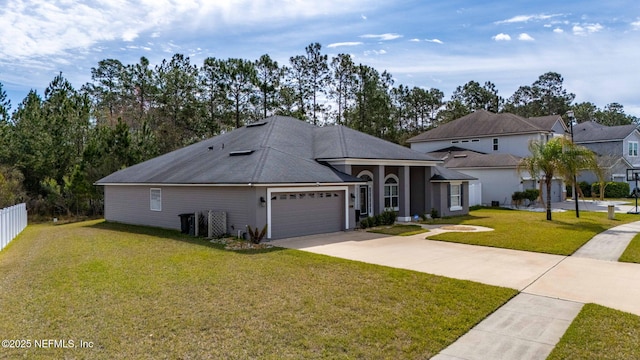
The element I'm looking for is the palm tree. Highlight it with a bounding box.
[518,137,597,220]
[556,138,598,209]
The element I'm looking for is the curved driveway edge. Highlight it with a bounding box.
[274,231,565,291]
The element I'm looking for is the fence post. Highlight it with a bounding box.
[1,207,5,250]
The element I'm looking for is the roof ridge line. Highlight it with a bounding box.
[338,125,349,158]
[250,147,270,183]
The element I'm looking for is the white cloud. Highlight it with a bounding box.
[495,14,560,24]
[0,0,373,60]
[493,33,512,41]
[573,23,604,36]
[518,33,535,41]
[122,30,139,42]
[364,49,387,56]
[361,14,367,20]
[410,38,443,44]
[360,33,403,41]
[632,19,640,30]
[327,42,363,48]
[553,28,564,34]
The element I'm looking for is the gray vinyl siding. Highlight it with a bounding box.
[104,185,255,233]
[580,141,621,157]
[431,182,471,217]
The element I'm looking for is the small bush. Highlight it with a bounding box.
[592,182,630,198]
[379,210,397,225]
[579,181,591,197]
[512,191,524,208]
[523,189,540,205]
[246,224,268,244]
[358,211,396,229]
[430,208,439,219]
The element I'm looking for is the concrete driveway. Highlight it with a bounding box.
[273,229,640,316]
[275,230,564,291]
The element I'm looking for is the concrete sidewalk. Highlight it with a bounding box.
[432,294,583,360]
[572,221,640,260]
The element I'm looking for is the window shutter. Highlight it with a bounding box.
[447,184,451,208]
[461,184,464,207]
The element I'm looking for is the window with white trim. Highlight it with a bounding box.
[629,141,638,157]
[449,182,462,211]
[150,188,162,211]
[384,175,399,211]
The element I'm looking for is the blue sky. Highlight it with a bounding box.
[1,0,639,116]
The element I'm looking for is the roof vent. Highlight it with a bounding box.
[246,121,268,128]
[453,154,468,158]
[229,150,255,156]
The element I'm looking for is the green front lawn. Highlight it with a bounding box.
[368,224,428,236]
[0,220,516,359]
[619,233,640,263]
[423,208,638,255]
[548,304,640,360]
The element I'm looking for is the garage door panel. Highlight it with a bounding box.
[271,191,343,239]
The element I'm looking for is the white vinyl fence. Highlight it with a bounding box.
[468,183,482,207]
[1,203,27,251]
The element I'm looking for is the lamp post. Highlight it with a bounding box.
[567,110,579,218]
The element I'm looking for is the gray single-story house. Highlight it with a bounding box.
[96,116,475,239]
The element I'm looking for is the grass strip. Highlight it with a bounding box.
[368,224,428,236]
[548,303,640,360]
[423,208,638,255]
[619,232,640,263]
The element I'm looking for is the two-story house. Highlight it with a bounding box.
[408,110,569,206]
[572,121,639,189]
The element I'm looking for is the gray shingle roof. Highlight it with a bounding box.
[428,148,522,168]
[430,166,477,181]
[407,110,563,142]
[96,116,439,185]
[314,125,438,161]
[572,121,639,143]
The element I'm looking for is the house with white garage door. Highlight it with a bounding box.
[96,116,475,240]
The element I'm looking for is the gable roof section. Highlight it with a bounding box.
[427,148,522,168]
[573,121,639,143]
[96,116,439,185]
[314,125,439,161]
[430,166,477,181]
[407,110,564,143]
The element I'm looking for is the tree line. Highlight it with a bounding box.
[0,42,637,216]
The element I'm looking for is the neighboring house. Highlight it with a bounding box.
[408,110,568,205]
[96,116,475,240]
[572,121,640,187]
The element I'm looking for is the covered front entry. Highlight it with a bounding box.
[267,186,348,239]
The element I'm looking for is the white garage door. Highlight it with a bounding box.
[270,190,344,239]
